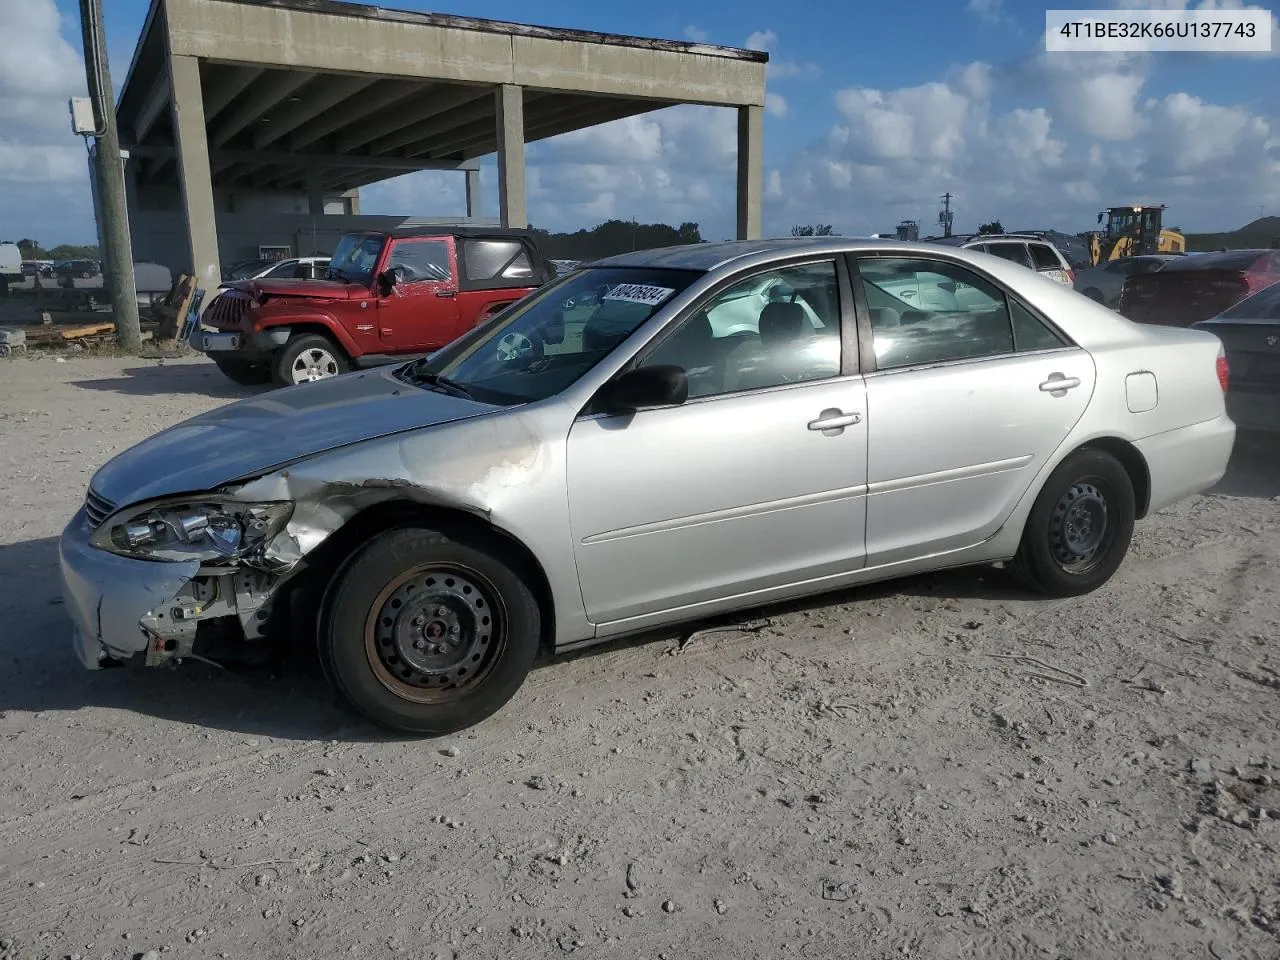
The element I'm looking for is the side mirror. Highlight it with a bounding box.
[377,268,399,296]
[542,310,566,346]
[598,365,688,413]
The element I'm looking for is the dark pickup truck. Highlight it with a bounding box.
[197,226,553,386]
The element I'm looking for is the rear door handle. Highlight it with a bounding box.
[808,408,861,435]
[1039,373,1081,394]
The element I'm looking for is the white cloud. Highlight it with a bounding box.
[1033,49,1151,140]
[765,93,788,119]
[768,60,1277,238]
[966,0,1007,24]
[0,0,98,242]
[743,29,822,80]
[683,25,708,43]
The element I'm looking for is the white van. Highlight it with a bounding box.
[0,242,22,284]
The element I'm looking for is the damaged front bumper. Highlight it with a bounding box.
[59,507,285,670]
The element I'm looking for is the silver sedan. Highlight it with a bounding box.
[60,238,1236,734]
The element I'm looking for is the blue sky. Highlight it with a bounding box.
[3,0,1277,246]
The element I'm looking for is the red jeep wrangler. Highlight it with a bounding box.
[197,226,553,386]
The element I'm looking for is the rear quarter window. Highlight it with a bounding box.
[1029,244,1063,270]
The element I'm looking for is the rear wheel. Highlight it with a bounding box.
[213,357,271,385]
[1008,449,1135,597]
[319,527,541,735]
[274,333,348,386]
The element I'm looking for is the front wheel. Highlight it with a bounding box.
[1008,449,1135,597]
[319,527,541,735]
[274,333,348,387]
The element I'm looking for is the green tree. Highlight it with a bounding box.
[978,220,1005,235]
[18,239,45,259]
[790,224,835,237]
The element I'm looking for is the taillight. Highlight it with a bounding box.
[1216,348,1229,393]
[1066,269,1075,284]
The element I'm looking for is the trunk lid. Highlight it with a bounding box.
[1196,318,1280,389]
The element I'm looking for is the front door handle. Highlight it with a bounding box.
[1039,373,1081,395]
[808,408,861,436]
[436,289,457,299]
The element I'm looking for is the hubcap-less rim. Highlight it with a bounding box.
[496,332,534,361]
[363,564,506,704]
[292,347,339,383]
[1049,479,1111,574]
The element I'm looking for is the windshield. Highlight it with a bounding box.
[400,267,703,405]
[327,233,386,284]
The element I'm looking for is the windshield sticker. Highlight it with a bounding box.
[602,283,676,306]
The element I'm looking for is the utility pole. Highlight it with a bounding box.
[938,193,954,238]
[79,0,141,351]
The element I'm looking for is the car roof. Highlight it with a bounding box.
[590,236,1066,272]
[384,224,539,241]
[1162,249,1270,271]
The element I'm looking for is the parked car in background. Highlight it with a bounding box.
[1014,229,1094,271]
[1072,254,1178,309]
[220,256,331,286]
[54,259,101,279]
[550,259,581,276]
[1193,279,1280,433]
[0,242,21,291]
[64,237,1235,735]
[927,234,1075,286]
[1119,249,1280,327]
[198,226,552,387]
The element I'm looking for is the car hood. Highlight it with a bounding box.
[90,369,495,506]
[239,278,368,299]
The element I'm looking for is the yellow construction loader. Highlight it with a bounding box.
[1088,205,1186,266]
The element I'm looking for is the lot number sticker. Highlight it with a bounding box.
[603,283,675,306]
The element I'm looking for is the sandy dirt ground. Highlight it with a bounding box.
[0,354,1277,960]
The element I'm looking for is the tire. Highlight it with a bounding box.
[1008,449,1135,598]
[273,333,348,387]
[319,526,541,735]
[213,357,272,385]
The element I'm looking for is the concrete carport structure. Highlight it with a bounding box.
[113,0,770,302]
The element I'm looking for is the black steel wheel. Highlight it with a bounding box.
[364,564,506,703]
[320,526,540,735]
[1009,449,1135,597]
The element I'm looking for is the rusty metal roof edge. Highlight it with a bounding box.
[226,0,771,62]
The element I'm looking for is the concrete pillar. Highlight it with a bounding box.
[306,169,325,215]
[495,84,526,228]
[736,104,764,241]
[167,54,220,309]
[465,168,482,221]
